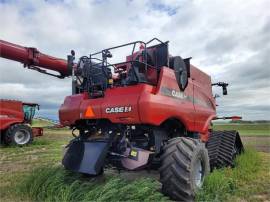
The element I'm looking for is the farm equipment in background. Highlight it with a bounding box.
[0,38,244,201]
[0,100,43,145]
[34,117,66,129]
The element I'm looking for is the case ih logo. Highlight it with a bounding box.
[161,87,188,100]
[171,90,187,99]
[105,106,132,114]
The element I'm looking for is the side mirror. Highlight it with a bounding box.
[222,85,228,95]
[212,82,229,96]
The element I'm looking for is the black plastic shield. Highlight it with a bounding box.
[62,140,109,175]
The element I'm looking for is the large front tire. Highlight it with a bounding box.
[160,137,210,201]
[4,124,33,146]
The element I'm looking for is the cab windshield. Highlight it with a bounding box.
[23,104,38,123]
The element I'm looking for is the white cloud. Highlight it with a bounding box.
[0,0,269,120]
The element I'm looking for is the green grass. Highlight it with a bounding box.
[0,129,72,201]
[4,148,268,202]
[32,119,55,127]
[1,129,269,201]
[14,166,169,202]
[213,123,270,136]
[196,148,270,201]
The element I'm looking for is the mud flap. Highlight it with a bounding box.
[62,140,109,175]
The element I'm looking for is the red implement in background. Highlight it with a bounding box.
[0,100,43,145]
[214,116,242,120]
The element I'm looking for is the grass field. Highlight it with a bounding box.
[0,123,269,201]
[213,123,270,136]
[32,119,55,127]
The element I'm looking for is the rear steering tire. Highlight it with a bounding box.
[160,137,210,201]
[4,124,33,146]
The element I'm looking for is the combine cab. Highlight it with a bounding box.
[0,100,43,146]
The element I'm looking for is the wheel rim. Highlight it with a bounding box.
[14,129,31,145]
[194,159,204,188]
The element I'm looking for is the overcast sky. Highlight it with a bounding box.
[0,0,269,120]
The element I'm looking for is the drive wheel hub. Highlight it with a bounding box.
[14,129,31,145]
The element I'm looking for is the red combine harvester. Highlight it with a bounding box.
[0,100,43,145]
[0,38,243,201]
